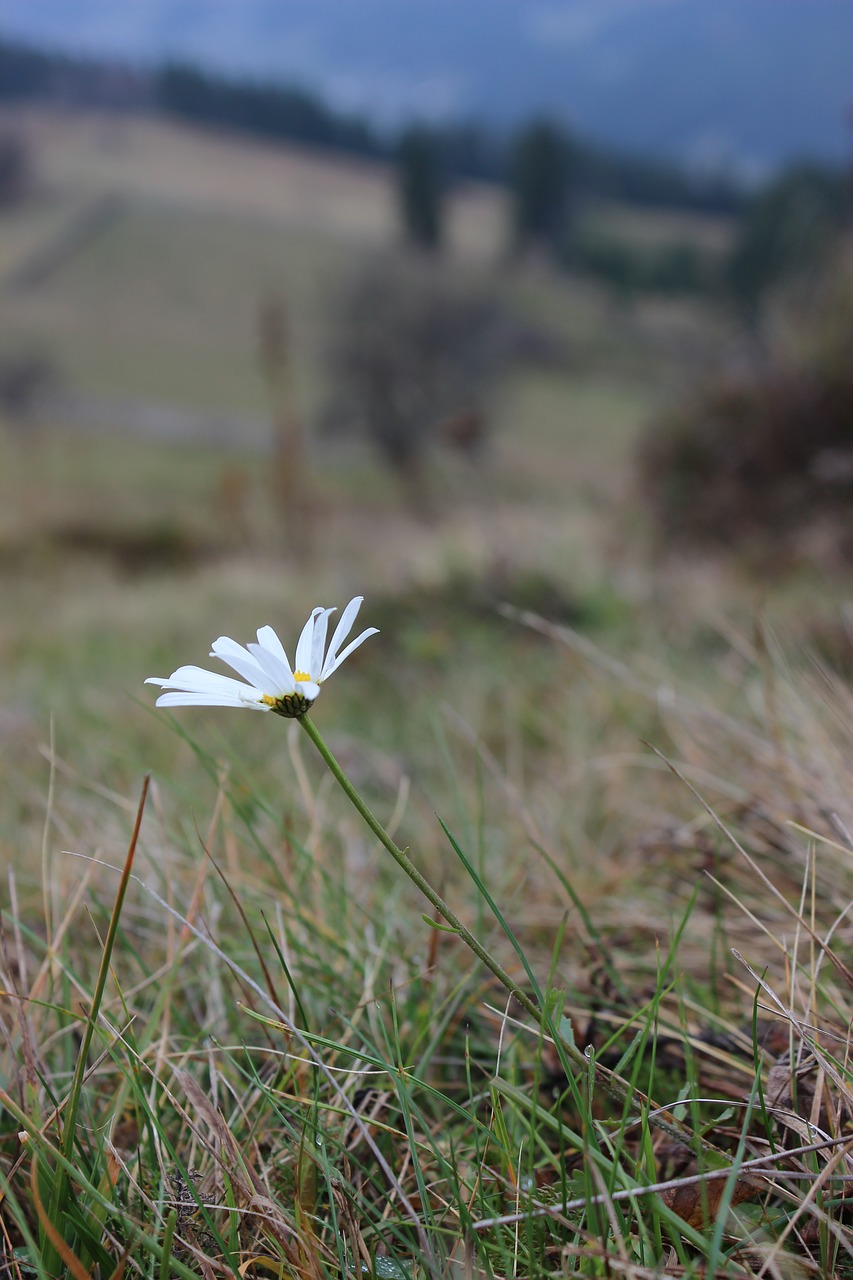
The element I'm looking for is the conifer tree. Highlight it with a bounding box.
[398,124,444,250]
[510,119,575,252]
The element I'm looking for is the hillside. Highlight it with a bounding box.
[0,105,733,427]
[0,106,513,419]
[1,106,509,243]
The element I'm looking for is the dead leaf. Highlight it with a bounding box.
[660,1172,766,1229]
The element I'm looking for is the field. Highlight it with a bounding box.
[1,107,852,1278]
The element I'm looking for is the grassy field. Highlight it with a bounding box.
[1,108,852,1278]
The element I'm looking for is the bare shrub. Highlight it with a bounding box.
[321,253,507,515]
[639,249,853,564]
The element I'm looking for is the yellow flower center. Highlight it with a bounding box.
[261,674,316,719]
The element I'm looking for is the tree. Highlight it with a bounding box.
[322,254,504,516]
[727,163,849,321]
[510,119,576,253]
[397,125,444,250]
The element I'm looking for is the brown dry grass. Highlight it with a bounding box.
[1,105,507,260]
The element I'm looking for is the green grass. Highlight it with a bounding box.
[3,619,852,1276]
[3,433,853,1274]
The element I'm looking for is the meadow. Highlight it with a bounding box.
[1,107,852,1277]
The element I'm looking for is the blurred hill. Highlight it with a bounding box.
[0,105,511,430]
[0,0,851,173]
[0,99,733,465]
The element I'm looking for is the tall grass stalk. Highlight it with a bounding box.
[40,775,149,1277]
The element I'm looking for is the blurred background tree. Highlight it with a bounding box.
[639,242,853,565]
[510,118,578,254]
[727,163,850,323]
[397,124,445,250]
[321,255,505,517]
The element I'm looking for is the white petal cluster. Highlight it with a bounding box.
[146,596,378,718]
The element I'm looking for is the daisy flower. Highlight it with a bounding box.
[146,595,378,718]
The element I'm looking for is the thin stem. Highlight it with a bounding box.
[298,713,542,1025]
[297,713,731,1156]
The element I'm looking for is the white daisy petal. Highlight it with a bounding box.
[294,607,322,674]
[256,625,292,673]
[323,627,379,678]
[321,596,363,679]
[210,637,278,694]
[294,679,321,702]
[247,640,297,693]
[310,608,335,678]
[146,666,257,699]
[155,691,269,710]
[146,665,211,688]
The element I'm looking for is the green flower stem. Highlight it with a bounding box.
[298,713,545,1028]
[298,713,730,1158]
